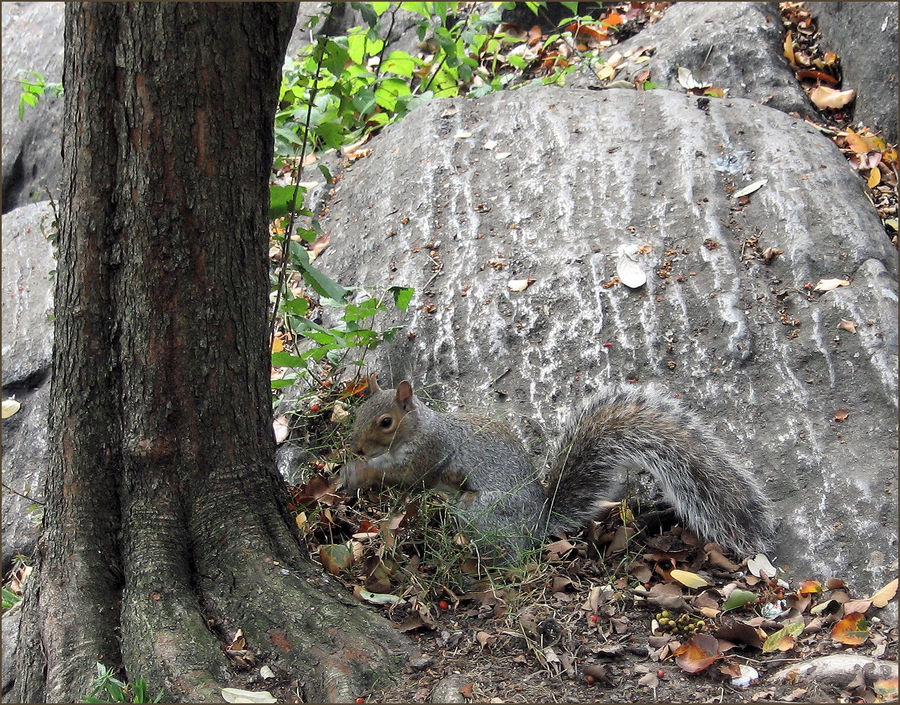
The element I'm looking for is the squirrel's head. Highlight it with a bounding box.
[349,377,418,459]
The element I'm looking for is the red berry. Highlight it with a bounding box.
[590,614,599,623]
[657,670,666,679]
[438,600,449,610]
[310,404,321,412]
[356,699,365,703]
[585,675,596,685]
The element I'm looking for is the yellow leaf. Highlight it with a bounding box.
[844,128,870,154]
[1,398,21,419]
[868,167,881,188]
[870,578,898,608]
[670,569,709,589]
[271,336,284,353]
[783,30,796,67]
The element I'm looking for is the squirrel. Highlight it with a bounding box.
[342,376,774,562]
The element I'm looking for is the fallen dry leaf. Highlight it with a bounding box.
[809,85,855,110]
[868,168,881,188]
[508,278,535,292]
[870,578,899,608]
[831,612,869,645]
[674,634,723,673]
[272,415,290,444]
[762,622,803,652]
[783,30,796,67]
[833,408,850,422]
[837,319,857,334]
[813,278,850,292]
[670,569,709,589]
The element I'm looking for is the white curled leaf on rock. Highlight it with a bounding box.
[616,244,647,288]
[676,66,705,90]
[358,588,404,606]
[747,553,777,578]
[2,398,21,419]
[221,688,276,704]
[732,179,767,199]
[813,278,850,292]
[508,278,535,292]
[731,664,759,688]
[272,415,290,444]
[809,86,855,110]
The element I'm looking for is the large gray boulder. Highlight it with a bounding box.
[1,2,64,214]
[1,201,54,573]
[581,2,814,119]
[315,84,898,596]
[808,2,898,143]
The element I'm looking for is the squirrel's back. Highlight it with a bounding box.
[345,377,774,562]
[545,385,774,555]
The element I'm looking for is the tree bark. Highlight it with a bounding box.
[14,4,409,702]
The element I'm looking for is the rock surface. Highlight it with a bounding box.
[584,2,815,120]
[2,201,55,572]
[315,84,898,595]
[1,0,897,599]
[808,1,899,143]
[1,1,64,214]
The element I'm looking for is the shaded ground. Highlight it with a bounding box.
[269,451,898,704]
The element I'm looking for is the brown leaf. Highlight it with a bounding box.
[674,634,723,673]
[714,619,764,649]
[837,319,857,334]
[831,612,869,645]
[795,69,838,85]
[458,682,474,700]
[870,578,899,608]
[319,543,353,575]
[833,408,850,422]
[544,539,576,559]
[842,599,872,614]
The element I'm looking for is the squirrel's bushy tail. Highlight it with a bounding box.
[543,386,774,556]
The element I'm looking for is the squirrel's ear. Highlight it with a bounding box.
[396,380,415,412]
[367,373,381,394]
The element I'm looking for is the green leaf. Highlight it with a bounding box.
[374,77,411,111]
[271,378,298,389]
[370,2,391,15]
[343,298,383,322]
[761,621,804,653]
[315,120,344,150]
[722,588,758,612]
[559,1,580,15]
[399,2,431,19]
[382,51,417,78]
[269,184,302,220]
[293,248,349,301]
[282,297,310,316]
[390,286,415,311]
[507,54,526,70]
[271,351,304,368]
[351,87,377,115]
[357,1,380,28]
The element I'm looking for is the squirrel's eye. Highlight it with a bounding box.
[377,415,394,430]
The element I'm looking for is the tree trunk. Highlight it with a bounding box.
[14,4,410,702]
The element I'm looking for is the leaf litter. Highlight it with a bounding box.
[276,386,898,703]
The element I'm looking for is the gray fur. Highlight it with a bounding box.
[346,381,774,562]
